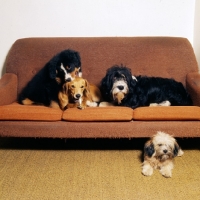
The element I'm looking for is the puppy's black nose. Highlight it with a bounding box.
[75,94,81,99]
[163,150,168,154]
[117,85,124,90]
[65,78,71,82]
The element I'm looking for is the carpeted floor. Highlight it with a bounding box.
[0,137,200,200]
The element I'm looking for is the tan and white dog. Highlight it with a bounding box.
[142,131,184,178]
[58,77,102,110]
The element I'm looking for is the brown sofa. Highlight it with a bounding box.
[1,37,200,138]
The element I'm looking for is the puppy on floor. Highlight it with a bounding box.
[58,77,102,110]
[18,49,81,108]
[142,131,184,178]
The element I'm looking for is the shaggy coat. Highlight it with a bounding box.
[100,65,193,109]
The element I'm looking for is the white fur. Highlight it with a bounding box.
[142,131,183,178]
[61,64,82,81]
[111,80,129,100]
[61,63,73,80]
[150,100,171,107]
[86,100,98,107]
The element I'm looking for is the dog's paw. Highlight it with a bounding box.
[142,165,153,176]
[86,101,98,107]
[177,149,184,157]
[77,105,85,110]
[160,168,172,178]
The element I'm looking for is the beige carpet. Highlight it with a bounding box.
[0,138,200,200]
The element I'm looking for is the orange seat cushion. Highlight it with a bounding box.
[132,106,200,121]
[0,102,62,121]
[62,107,133,121]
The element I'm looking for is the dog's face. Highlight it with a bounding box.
[101,65,136,104]
[63,77,89,104]
[60,63,82,82]
[49,49,82,84]
[144,131,180,161]
[111,74,129,104]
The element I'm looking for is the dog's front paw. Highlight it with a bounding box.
[86,101,98,107]
[160,168,172,178]
[142,165,153,176]
[77,105,85,110]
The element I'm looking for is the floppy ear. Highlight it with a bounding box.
[100,74,113,100]
[62,83,69,94]
[144,140,155,157]
[173,142,180,157]
[48,55,61,79]
[83,79,90,97]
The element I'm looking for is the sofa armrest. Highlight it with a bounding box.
[186,72,200,106]
[0,73,18,106]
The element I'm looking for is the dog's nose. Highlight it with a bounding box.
[75,94,81,99]
[65,78,71,82]
[163,150,168,154]
[117,85,124,90]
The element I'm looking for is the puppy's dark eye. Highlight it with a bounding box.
[158,144,162,146]
[81,86,84,88]
[66,66,71,70]
[71,85,75,88]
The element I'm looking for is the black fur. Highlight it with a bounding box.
[100,65,193,109]
[173,144,179,157]
[144,143,155,157]
[18,49,81,107]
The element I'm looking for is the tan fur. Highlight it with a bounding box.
[58,77,102,110]
[22,98,34,105]
[142,131,183,178]
[50,101,60,109]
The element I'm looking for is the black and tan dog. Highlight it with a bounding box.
[18,49,81,108]
[58,77,102,110]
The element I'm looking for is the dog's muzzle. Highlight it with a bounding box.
[111,79,128,104]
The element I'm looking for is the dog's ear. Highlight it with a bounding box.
[100,74,113,101]
[144,140,155,157]
[173,142,180,157]
[83,79,90,97]
[62,83,69,94]
[48,55,60,79]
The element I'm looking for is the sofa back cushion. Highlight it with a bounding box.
[5,37,198,95]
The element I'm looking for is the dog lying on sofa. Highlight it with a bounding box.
[100,65,193,108]
[58,77,102,110]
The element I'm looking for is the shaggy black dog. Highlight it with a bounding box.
[18,49,81,108]
[100,65,192,109]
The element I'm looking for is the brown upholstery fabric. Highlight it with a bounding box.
[62,107,133,121]
[1,120,200,138]
[186,72,200,106]
[0,73,17,106]
[5,37,198,97]
[132,106,200,121]
[0,102,62,121]
[1,37,200,138]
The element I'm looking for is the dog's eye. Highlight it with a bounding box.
[80,86,84,88]
[158,144,162,146]
[66,66,71,70]
[71,85,75,88]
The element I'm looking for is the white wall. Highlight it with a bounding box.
[194,0,200,69]
[0,0,197,77]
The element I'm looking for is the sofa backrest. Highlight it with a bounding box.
[5,37,198,95]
